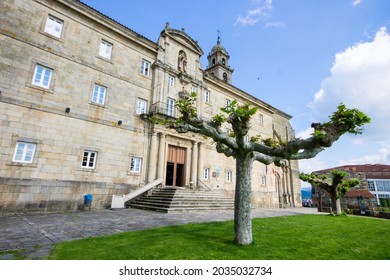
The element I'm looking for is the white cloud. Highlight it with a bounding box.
[352,0,362,7]
[308,27,390,165]
[339,144,390,165]
[296,127,313,139]
[235,0,273,27]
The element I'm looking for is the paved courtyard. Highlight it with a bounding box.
[0,207,320,259]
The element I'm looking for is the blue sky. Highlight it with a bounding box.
[82,0,390,178]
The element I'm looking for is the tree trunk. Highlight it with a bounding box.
[331,191,342,216]
[234,153,254,245]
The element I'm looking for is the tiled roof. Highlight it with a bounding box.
[344,189,375,198]
[314,164,390,174]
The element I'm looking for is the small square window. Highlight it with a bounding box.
[32,65,52,89]
[168,76,175,87]
[203,168,210,180]
[99,40,113,60]
[92,84,106,105]
[82,150,97,169]
[140,59,150,76]
[13,142,36,163]
[44,15,63,38]
[136,98,148,114]
[204,91,210,103]
[130,157,142,173]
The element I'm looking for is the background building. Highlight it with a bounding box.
[0,0,301,213]
[311,164,390,211]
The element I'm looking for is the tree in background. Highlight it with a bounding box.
[152,93,370,245]
[299,170,361,215]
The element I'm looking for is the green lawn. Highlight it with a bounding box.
[49,214,390,260]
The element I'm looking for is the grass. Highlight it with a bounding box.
[48,214,390,260]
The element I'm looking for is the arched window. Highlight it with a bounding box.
[222,58,226,65]
[212,58,216,65]
[223,72,228,82]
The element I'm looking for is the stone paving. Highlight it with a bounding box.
[0,207,321,260]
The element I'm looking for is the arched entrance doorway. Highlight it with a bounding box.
[165,145,186,187]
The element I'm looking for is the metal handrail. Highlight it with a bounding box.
[197,179,211,191]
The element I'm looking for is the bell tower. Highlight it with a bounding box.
[205,31,234,84]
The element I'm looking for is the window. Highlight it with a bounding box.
[168,76,175,87]
[140,59,150,76]
[136,98,148,114]
[203,168,210,180]
[44,15,63,38]
[13,142,36,163]
[226,170,232,182]
[32,65,52,89]
[166,98,175,117]
[99,40,113,60]
[204,91,210,103]
[130,157,142,173]
[92,84,106,105]
[191,86,197,94]
[81,150,97,169]
[261,176,266,185]
[225,99,231,109]
[223,72,228,82]
[259,114,264,126]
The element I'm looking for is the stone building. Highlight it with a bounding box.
[311,164,390,211]
[0,0,301,213]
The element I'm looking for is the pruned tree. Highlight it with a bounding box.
[299,170,361,215]
[152,93,370,245]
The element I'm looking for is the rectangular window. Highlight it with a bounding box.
[203,168,210,180]
[225,99,231,109]
[261,176,266,185]
[99,40,113,60]
[168,76,175,87]
[13,142,36,163]
[130,157,142,173]
[81,150,97,169]
[166,98,175,117]
[204,91,210,103]
[136,98,148,114]
[191,86,197,93]
[44,15,63,38]
[92,84,106,105]
[140,59,150,76]
[32,65,52,89]
[226,170,232,182]
[259,114,264,125]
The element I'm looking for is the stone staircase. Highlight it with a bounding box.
[127,187,234,213]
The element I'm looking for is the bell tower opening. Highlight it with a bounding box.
[205,30,234,84]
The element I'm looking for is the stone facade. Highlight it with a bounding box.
[0,0,301,214]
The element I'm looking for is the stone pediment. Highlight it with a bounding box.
[161,23,203,56]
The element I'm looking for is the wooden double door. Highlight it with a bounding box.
[165,145,186,187]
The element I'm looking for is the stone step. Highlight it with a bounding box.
[128,187,234,212]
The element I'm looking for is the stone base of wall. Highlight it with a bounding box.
[0,177,137,215]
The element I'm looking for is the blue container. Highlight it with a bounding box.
[84,194,92,205]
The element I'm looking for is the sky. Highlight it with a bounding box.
[81,0,390,186]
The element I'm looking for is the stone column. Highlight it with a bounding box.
[147,132,158,182]
[157,133,166,180]
[197,142,203,182]
[190,141,198,188]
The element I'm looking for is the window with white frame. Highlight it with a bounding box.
[99,40,113,60]
[259,113,264,126]
[204,90,210,103]
[13,142,36,163]
[166,98,175,117]
[191,86,197,94]
[226,170,232,182]
[44,15,63,38]
[136,98,148,114]
[140,59,150,76]
[168,76,175,87]
[203,167,210,180]
[81,150,97,169]
[130,157,142,173]
[32,65,52,89]
[91,84,106,105]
